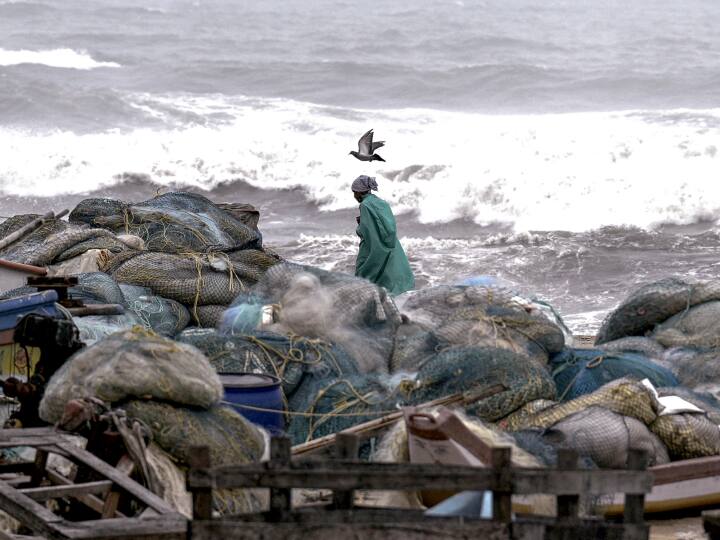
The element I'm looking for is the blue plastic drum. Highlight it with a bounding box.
[220,373,285,434]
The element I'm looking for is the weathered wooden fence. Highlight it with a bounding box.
[187,434,652,540]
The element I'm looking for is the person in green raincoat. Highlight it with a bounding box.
[352,175,414,295]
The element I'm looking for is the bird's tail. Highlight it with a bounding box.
[372,154,386,162]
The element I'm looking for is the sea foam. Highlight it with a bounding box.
[0,93,718,233]
[0,48,120,70]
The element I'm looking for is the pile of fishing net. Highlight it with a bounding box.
[396,284,566,367]
[287,374,395,445]
[251,263,403,373]
[120,283,191,336]
[549,348,678,402]
[176,328,359,399]
[404,346,557,422]
[595,277,720,344]
[651,300,720,348]
[39,328,223,423]
[69,191,262,253]
[103,248,279,326]
[659,347,720,400]
[122,400,267,515]
[0,213,130,267]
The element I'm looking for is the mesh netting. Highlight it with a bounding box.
[74,313,141,346]
[652,300,720,348]
[195,304,226,327]
[40,328,222,423]
[0,214,127,266]
[650,412,720,460]
[128,295,191,337]
[596,336,666,358]
[123,400,266,515]
[404,346,557,422]
[251,263,402,373]
[176,328,359,400]
[595,278,720,344]
[657,386,720,424]
[550,348,678,402]
[287,374,394,445]
[390,325,439,373]
[663,349,720,399]
[69,272,126,305]
[69,192,262,253]
[504,378,660,431]
[543,406,670,468]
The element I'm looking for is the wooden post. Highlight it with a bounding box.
[556,449,579,520]
[332,433,359,510]
[30,449,48,487]
[188,446,212,521]
[268,436,291,520]
[624,448,648,525]
[491,447,512,524]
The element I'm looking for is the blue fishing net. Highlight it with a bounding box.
[550,348,678,402]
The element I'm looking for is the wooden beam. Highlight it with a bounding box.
[46,470,125,518]
[491,447,511,524]
[101,456,134,519]
[56,442,177,515]
[268,437,292,520]
[188,447,212,521]
[624,449,648,526]
[20,481,113,502]
[55,516,186,540]
[556,450,579,520]
[0,479,65,538]
[187,462,652,495]
[331,434,358,510]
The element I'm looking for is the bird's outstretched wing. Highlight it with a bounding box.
[358,129,374,155]
[371,140,385,152]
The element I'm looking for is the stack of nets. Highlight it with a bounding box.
[390,323,440,373]
[502,378,660,431]
[595,277,720,344]
[69,192,262,253]
[404,346,557,422]
[597,336,666,358]
[398,285,565,364]
[73,313,142,346]
[69,272,127,305]
[0,214,128,266]
[252,263,402,373]
[652,300,720,349]
[650,412,720,460]
[39,327,223,423]
[287,374,395,445]
[550,348,678,402]
[176,328,359,400]
[103,250,277,326]
[661,348,720,399]
[120,283,191,336]
[123,400,267,515]
[542,406,670,468]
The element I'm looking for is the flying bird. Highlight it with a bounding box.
[349,129,385,162]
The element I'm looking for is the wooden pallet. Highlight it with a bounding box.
[0,428,186,539]
[187,434,653,540]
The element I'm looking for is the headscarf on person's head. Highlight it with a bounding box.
[351,175,378,193]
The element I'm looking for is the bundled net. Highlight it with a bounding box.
[404,346,557,422]
[287,374,394,445]
[504,378,660,431]
[128,295,191,337]
[390,325,440,373]
[252,263,402,373]
[74,313,141,346]
[652,300,720,349]
[0,214,128,266]
[176,328,359,400]
[650,412,720,460]
[542,406,670,468]
[595,277,720,345]
[663,349,720,399]
[69,192,262,253]
[550,348,678,402]
[40,328,222,423]
[123,400,266,515]
[596,336,666,358]
[657,386,720,424]
[69,272,126,306]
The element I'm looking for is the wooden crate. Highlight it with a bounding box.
[187,434,652,540]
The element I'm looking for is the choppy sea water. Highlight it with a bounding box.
[1,0,719,333]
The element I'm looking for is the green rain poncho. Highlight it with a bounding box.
[355,194,414,295]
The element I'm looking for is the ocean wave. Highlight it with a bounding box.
[0,93,719,233]
[0,48,120,70]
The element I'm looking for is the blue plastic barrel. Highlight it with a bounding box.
[220,373,285,434]
[0,290,59,332]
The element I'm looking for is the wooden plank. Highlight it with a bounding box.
[57,441,177,515]
[188,447,212,521]
[491,447,512,524]
[331,434,358,510]
[0,211,57,252]
[0,479,65,539]
[268,437,292,520]
[651,454,720,486]
[31,449,49,487]
[46,470,124,518]
[101,456,134,519]
[556,450,579,520]
[20,480,112,502]
[292,385,506,457]
[187,462,652,495]
[624,449,648,525]
[67,304,125,317]
[55,516,186,540]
